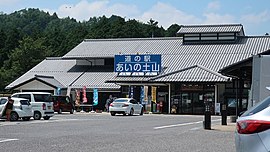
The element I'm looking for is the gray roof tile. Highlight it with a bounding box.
[177,24,243,34]
[6,59,119,90]
[7,33,270,88]
[62,36,270,83]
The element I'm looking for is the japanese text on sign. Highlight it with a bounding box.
[114,54,161,73]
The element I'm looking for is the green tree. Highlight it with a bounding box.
[2,36,48,88]
[165,24,181,37]
[147,18,159,38]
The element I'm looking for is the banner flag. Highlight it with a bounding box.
[152,86,157,103]
[144,86,148,101]
[93,88,98,106]
[83,86,87,103]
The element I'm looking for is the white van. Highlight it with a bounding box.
[11,92,54,120]
[0,97,33,121]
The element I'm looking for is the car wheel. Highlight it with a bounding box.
[22,117,31,121]
[111,112,115,116]
[70,109,74,114]
[33,111,42,120]
[123,113,126,116]
[43,116,50,120]
[129,108,134,116]
[58,108,62,114]
[140,108,144,115]
[10,112,19,121]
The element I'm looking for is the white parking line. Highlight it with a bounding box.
[154,121,203,130]
[154,119,222,130]
[0,139,19,143]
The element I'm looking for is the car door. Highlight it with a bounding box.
[19,99,32,114]
[0,98,8,117]
[130,99,140,113]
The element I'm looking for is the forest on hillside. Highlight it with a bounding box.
[0,8,181,92]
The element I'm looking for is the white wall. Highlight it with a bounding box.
[16,80,55,94]
[251,55,270,107]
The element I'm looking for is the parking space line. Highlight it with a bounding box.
[0,139,19,143]
[154,121,203,130]
[154,119,221,130]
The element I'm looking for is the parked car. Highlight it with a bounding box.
[109,98,144,116]
[11,92,54,120]
[235,96,270,152]
[0,97,33,121]
[52,95,74,114]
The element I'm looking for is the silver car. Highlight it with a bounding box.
[109,98,144,116]
[235,96,270,152]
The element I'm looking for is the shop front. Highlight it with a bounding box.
[171,83,215,115]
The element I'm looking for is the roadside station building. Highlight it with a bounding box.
[6,24,270,114]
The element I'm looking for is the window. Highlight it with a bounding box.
[0,98,7,105]
[183,32,236,43]
[20,100,30,105]
[130,99,137,104]
[241,96,270,117]
[33,94,52,102]
[18,94,31,102]
[201,33,218,41]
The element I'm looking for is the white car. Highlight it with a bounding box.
[235,96,270,152]
[11,92,54,120]
[0,97,33,121]
[109,98,144,116]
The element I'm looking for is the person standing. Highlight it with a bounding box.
[6,96,14,121]
[106,95,113,112]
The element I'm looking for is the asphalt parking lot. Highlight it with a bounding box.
[0,113,236,152]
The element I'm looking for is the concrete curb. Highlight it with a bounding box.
[211,123,236,132]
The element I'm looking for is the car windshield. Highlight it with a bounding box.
[114,99,128,103]
[33,94,52,102]
[241,96,270,117]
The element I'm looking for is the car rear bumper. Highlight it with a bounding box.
[109,107,129,113]
[43,111,54,117]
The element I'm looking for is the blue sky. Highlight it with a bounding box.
[0,0,270,35]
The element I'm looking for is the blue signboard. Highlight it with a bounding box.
[114,54,161,73]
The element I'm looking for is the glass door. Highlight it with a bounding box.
[193,93,205,114]
[182,93,192,114]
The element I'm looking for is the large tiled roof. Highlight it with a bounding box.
[71,72,120,89]
[62,36,270,83]
[177,24,244,34]
[6,27,270,89]
[150,65,230,82]
[5,58,119,90]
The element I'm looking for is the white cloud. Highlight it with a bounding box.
[207,1,220,11]
[44,1,202,29]
[44,0,139,21]
[42,0,237,29]
[240,10,270,24]
[138,2,201,28]
[203,13,235,24]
